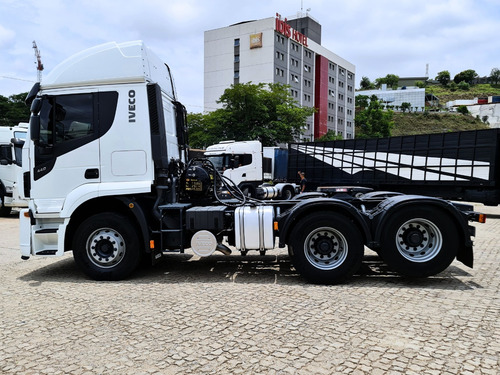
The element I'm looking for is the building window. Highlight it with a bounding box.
[234,39,240,47]
[234,55,240,63]
[339,93,344,100]
[348,85,353,92]
[234,71,239,79]
[329,89,335,97]
[339,81,344,88]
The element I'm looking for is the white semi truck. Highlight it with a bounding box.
[0,123,28,215]
[19,41,484,284]
[205,140,299,199]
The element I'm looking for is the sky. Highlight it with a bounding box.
[1,0,499,113]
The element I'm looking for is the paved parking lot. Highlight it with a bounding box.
[0,203,499,374]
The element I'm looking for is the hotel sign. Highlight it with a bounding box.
[275,13,308,47]
[250,33,263,49]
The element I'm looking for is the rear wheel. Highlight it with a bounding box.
[289,212,364,284]
[380,207,458,277]
[72,213,142,280]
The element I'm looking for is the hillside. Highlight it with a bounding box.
[391,112,489,136]
[384,83,498,137]
[426,84,500,104]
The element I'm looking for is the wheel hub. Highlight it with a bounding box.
[305,228,348,270]
[395,219,442,262]
[86,228,126,268]
[315,236,338,256]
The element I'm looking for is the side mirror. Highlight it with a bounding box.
[11,138,25,148]
[30,98,42,114]
[232,155,240,169]
[30,115,40,143]
[0,159,9,166]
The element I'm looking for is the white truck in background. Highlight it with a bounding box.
[205,140,299,199]
[0,123,28,215]
[19,41,484,284]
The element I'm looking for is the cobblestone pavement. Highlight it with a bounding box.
[0,204,499,375]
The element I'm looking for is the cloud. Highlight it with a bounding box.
[0,0,499,110]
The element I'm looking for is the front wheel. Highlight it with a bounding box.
[72,213,142,280]
[289,212,364,284]
[380,207,458,277]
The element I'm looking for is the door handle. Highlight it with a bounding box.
[85,168,99,179]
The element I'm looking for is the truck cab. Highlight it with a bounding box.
[205,140,263,196]
[21,41,187,260]
[0,123,28,215]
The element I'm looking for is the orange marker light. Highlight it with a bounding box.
[149,240,155,249]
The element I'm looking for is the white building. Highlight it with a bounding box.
[204,13,356,140]
[356,86,426,112]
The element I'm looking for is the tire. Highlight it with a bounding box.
[281,186,294,200]
[289,212,364,284]
[72,212,142,280]
[380,207,458,277]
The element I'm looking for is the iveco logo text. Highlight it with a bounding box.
[36,166,46,173]
[128,90,136,123]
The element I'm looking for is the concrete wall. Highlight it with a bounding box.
[467,104,500,128]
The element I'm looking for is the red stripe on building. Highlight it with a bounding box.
[314,54,328,139]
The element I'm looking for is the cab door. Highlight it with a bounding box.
[29,91,117,213]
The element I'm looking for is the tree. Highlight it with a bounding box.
[401,102,411,113]
[415,81,426,88]
[0,93,30,127]
[375,74,399,89]
[490,68,500,85]
[453,69,478,85]
[457,81,470,90]
[355,95,370,109]
[456,105,469,115]
[315,130,343,142]
[186,83,315,148]
[435,70,451,86]
[355,95,394,139]
[359,76,374,90]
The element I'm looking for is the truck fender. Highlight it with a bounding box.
[371,195,474,267]
[278,198,372,248]
[115,197,151,254]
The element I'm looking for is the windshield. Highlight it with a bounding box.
[206,156,227,171]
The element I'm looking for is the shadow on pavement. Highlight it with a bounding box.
[18,252,479,290]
